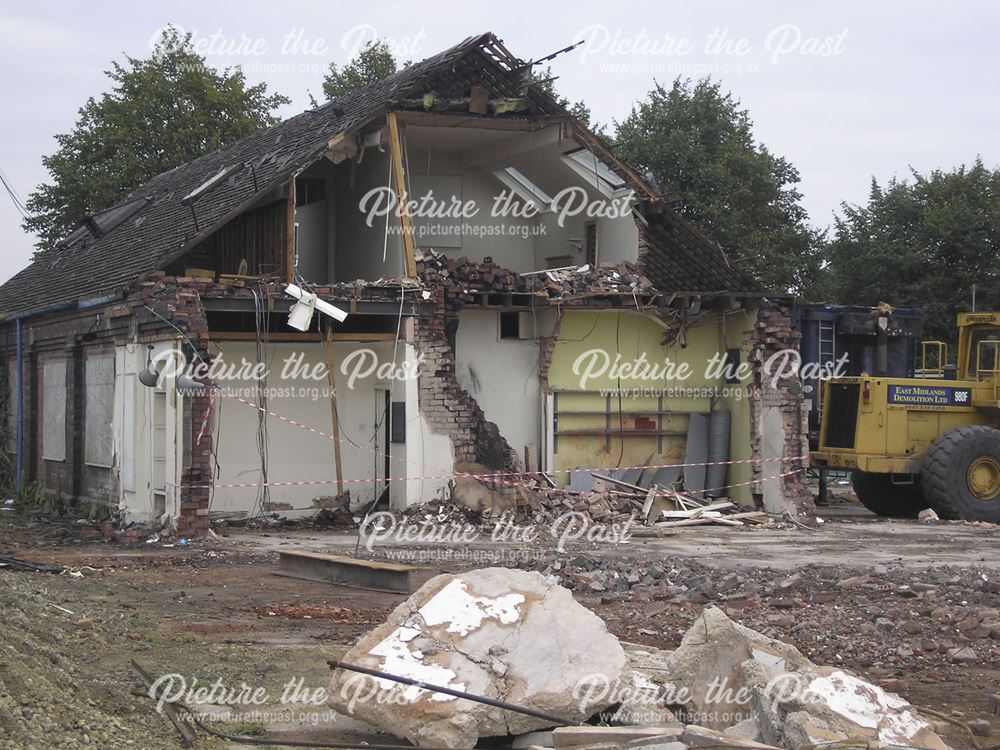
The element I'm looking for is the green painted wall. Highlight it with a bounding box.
[547,309,756,505]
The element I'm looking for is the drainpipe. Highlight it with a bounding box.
[15,317,23,490]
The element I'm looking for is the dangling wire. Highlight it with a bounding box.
[250,286,271,518]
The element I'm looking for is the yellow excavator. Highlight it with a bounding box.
[812,311,1000,522]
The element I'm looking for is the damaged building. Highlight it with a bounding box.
[0,33,811,536]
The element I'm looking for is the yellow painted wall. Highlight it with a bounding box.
[547,309,756,504]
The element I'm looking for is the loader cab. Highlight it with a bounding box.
[957,313,1000,380]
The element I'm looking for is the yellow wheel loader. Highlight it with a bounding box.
[812,312,1000,522]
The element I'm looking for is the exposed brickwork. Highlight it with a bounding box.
[746,300,813,512]
[413,288,518,471]
[536,312,562,395]
[146,277,214,537]
[0,271,222,535]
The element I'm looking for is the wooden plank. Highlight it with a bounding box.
[654,516,743,529]
[274,550,415,593]
[386,112,417,278]
[590,472,645,494]
[211,332,395,342]
[325,325,344,495]
[641,487,658,525]
[285,177,296,283]
[726,511,768,523]
[658,501,734,518]
[469,85,489,114]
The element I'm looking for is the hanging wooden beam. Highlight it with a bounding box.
[211,331,395,343]
[285,177,297,283]
[386,112,417,278]
[325,324,345,494]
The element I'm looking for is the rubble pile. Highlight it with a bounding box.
[512,485,639,524]
[657,607,949,750]
[416,251,658,302]
[0,572,183,748]
[529,554,719,600]
[385,486,642,532]
[328,567,628,748]
[524,554,1000,676]
[327,567,956,750]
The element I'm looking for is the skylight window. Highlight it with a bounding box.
[495,167,553,210]
[564,149,628,194]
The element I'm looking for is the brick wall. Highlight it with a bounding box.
[131,273,216,536]
[746,300,813,513]
[413,288,518,471]
[0,272,219,534]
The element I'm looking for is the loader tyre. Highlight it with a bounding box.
[850,470,926,518]
[922,425,1000,523]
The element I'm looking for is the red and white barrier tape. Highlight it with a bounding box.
[224,391,805,479]
[171,466,806,495]
[195,389,217,447]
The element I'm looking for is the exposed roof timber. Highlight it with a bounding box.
[460,123,567,168]
[564,121,660,203]
[0,31,760,316]
[392,111,566,131]
[201,296,422,316]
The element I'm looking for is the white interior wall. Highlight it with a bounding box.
[210,340,432,516]
[296,198,329,281]
[454,308,557,468]
[401,341,454,508]
[405,149,538,271]
[519,151,638,268]
[298,126,640,283]
[595,210,640,265]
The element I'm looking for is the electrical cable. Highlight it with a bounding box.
[0,165,28,219]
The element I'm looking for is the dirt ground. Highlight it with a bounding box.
[2,508,999,749]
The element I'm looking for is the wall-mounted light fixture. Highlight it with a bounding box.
[138,344,160,388]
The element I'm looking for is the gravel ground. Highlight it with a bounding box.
[0,571,204,750]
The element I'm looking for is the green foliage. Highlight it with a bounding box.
[531,67,593,129]
[23,26,289,253]
[826,160,1000,340]
[321,41,399,99]
[613,78,825,295]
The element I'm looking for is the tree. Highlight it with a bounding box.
[613,78,824,295]
[531,67,593,129]
[24,27,289,253]
[320,47,595,130]
[322,41,399,100]
[826,160,1000,340]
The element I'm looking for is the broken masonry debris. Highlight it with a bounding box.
[326,569,952,750]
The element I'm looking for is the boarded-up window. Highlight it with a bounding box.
[85,354,115,467]
[42,359,66,461]
[5,359,16,453]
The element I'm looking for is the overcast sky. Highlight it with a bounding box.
[1,1,997,284]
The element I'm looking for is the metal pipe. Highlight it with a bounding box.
[15,317,23,490]
[328,660,573,726]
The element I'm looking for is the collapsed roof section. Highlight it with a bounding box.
[0,32,762,319]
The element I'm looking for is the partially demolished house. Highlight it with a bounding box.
[0,33,811,535]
